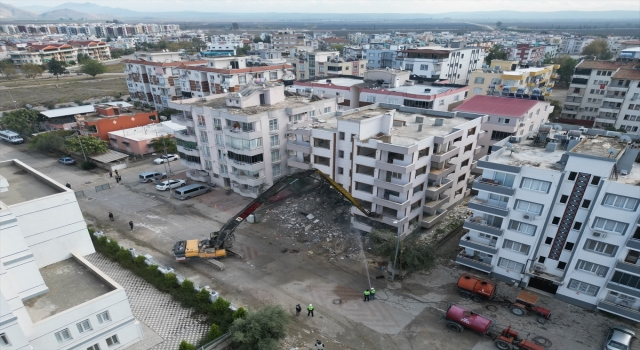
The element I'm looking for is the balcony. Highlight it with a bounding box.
[432,146,460,163]
[463,219,503,236]
[615,260,640,276]
[597,300,640,323]
[595,116,618,124]
[627,237,640,250]
[467,175,476,185]
[604,95,625,102]
[427,163,455,181]
[229,171,266,186]
[287,157,312,170]
[607,86,629,93]
[599,106,620,114]
[287,140,311,153]
[423,193,449,215]
[455,251,493,273]
[177,144,199,156]
[372,196,410,212]
[468,196,510,217]
[473,178,515,196]
[460,233,498,255]
[172,115,194,127]
[606,282,640,299]
[229,160,265,172]
[186,169,209,182]
[375,160,415,175]
[421,210,447,228]
[374,178,412,193]
[176,130,197,143]
[425,178,453,200]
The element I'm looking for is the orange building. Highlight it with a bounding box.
[76,104,159,140]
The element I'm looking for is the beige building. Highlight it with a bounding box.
[467,60,559,99]
[271,30,306,51]
[288,51,367,79]
[10,41,111,66]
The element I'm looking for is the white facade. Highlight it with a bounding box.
[395,47,484,84]
[560,37,595,55]
[458,131,640,322]
[0,160,142,349]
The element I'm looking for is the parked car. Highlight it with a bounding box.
[156,179,187,191]
[139,171,167,183]
[153,154,179,164]
[58,157,76,165]
[173,184,211,200]
[605,326,636,350]
[0,130,24,144]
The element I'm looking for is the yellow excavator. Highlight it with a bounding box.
[172,169,372,264]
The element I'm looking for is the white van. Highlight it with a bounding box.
[173,184,211,200]
[0,130,24,144]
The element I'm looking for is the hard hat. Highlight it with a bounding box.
[309,304,312,306]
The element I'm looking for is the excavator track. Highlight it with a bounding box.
[226,248,245,260]
[205,259,225,271]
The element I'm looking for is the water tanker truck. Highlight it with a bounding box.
[457,273,497,302]
[443,304,545,350]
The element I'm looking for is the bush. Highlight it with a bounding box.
[74,99,84,105]
[163,272,179,291]
[81,161,97,170]
[44,101,56,109]
[203,324,222,343]
[232,307,248,320]
[229,305,289,350]
[178,340,196,350]
[28,131,70,153]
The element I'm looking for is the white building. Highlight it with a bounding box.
[394,47,484,84]
[458,129,640,322]
[560,37,595,55]
[0,159,143,349]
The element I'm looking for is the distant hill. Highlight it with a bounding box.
[49,2,140,18]
[39,8,108,20]
[17,5,53,14]
[0,3,38,19]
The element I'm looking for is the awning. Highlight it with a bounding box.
[89,150,129,163]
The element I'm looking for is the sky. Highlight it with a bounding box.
[9,0,640,13]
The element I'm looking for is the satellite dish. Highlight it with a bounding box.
[607,148,618,157]
[620,135,632,143]
[553,124,563,131]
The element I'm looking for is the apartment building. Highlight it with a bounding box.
[167,84,339,194]
[10,43,76,66]
[560,60,640,135]
[0,159,142,349]
[288,51,367,79]
[467,60,558,99]
[560,37,595,55]
[509,44,546,63]
[286,103,484,235]
[68,40,111,60]
[453,95,553,160]
[395,47,484,85]
[457,130,640,322]
[292,69,469,112]
[271,30,306,51]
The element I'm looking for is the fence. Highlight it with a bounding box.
[95,184,111,192]
[197,333,232,350]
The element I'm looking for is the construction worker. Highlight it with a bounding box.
[363,288,370,302]
[315,340,324,349]
[108,212,114,221]
[296,304,302,316]
[307,304,314,317]
[370,287,376,300]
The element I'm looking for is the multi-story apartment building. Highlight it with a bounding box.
[0,159,143,349]
[271,29,306,51]
[292,69,470,112]
[457,130,640,322]
[167,84,339,195]
[395,47,484,85]
[560,60,639,135]
[9,41,111,66]
[453,95,553,161]
[467,60,558,99]
[68,40,111,60]
[288,51,368,79]
[511,44,546,64]
[285,103,484,235]
[560,37,595,55]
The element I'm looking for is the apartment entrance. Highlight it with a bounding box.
[528,276,559,294]
[223,177,231,188]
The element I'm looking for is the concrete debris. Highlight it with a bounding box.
[306,214,315,220]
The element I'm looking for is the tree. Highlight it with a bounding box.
[253,35,262,43]
[149,137,177,154]
[64,135,108,155]
[77,54,91,65]
[0,109,41,137]
[80,60,107,78]
[554,55,578,85]
[231,22,239,30]
[485,45,508,65]
[203,324,222,343]
[496,21,503,29]
[542,53,555,65]
[582,38,610,59]
[0,59,19,79]
[369,229,437,272]
[47,59,67,80]
[263,34,271,44]
[22,63,44,84]
[28,130,73,152]
[236,44,250,56]
[232,307,248,320]
[548,100,562,120]
[330,44,345,54]
[177,340,196,350]
[229,305,289,350]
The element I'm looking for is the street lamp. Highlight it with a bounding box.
[391,220,400,281]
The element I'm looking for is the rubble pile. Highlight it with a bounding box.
[419,202,472,245]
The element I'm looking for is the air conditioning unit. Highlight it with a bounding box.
[523,214,532,220]
[593,231,607,238]
[533,263,546,271]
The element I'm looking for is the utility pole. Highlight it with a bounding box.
[161,136,173,198]
[76,132,87,162]
[391,220,400,281]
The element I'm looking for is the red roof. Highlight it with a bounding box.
[454,95,539,117]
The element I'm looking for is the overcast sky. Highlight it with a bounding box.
[9,0,639,13]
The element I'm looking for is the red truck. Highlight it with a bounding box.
[444,304,545,350]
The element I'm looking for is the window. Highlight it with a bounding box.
[338,167,343,175]
[87,344,101,350]
[503,239,530,254]
[565,242,575,251]
[557,261,567,270]
[268,119,278,131]
[413,183,424,194]
[366,96,376,103]
[270,135,279,148]
[521,178,551,193]
[498,258,524,272]
[593,217,627,235]
[215,133,224,146]
[575,260,608,276]
[439,100,444,106]
[545,237,553,244]
[538,256,546,263]
[271,150,280,162]
[77,319,92,333]
[213,118,222,130]
[474,77,485,84]
[573,222,582,230]
[199,130,208,144]
[405,64,414,70]
[492,171,515,187]
[106,335,119,346]
[560,195,568,203]
[464,143,473,152]
[418,146,430,158]
[272,164,281,177]
[603,194,639,211]
[515,200,543,215]
[611,271,640,290]
[269,71,277,80]
[416,165,427,176]
[323,107,331,114]
[355,182,373,193]
[473,87,482,94]
[552,216,560,225]
[420,64,429,70]
[584,239,618,256]
[568,172,577,181]
[338,150,344,158]
[568,279,599,296]
[591,176,601,185]
[339,132,345,140]
[508,220,536,235]
[55,329,72,343]
[0,333,9,346]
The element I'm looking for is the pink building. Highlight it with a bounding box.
[107,121,185,156]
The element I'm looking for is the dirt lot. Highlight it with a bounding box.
[0,76,129,110]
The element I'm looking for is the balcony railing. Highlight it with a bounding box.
[463,218,503,236]
[468,196,510,217]
[473,178,516,196]
[455,251,493,273]
[597,300,640,323]
[460,233,498,255]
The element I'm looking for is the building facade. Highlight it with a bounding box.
[467,60,558,99]
[457,131,640,323]
[0,159,143,349]
[9,42,111,66]
[395,47,484,85]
